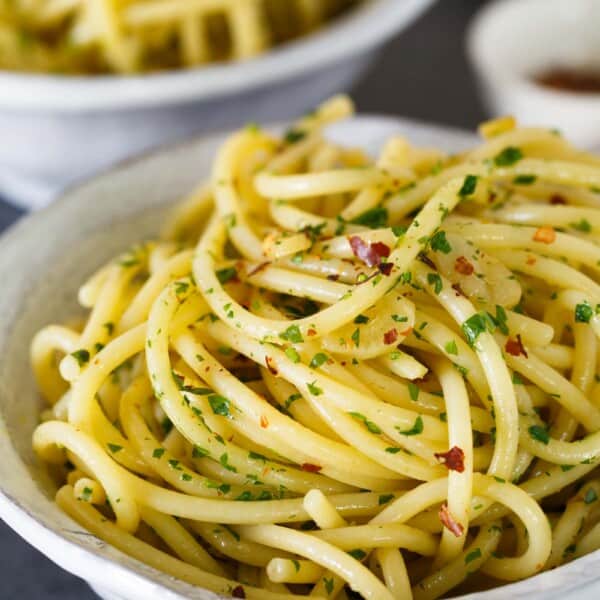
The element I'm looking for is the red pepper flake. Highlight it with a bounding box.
[550,194,567,205]
[378,262,393,276]
[348,236,390,268]
[505,334,528,358]
[260,415,269,429]
[418,253,436,270]
[452,283,465,297]
[301,463,322,473]
[307,328,317,336]
[439,502,464,537]
[454,256,474,275]
[532,226,556,244]
[265,356,278,376]
[247,261,271,277]
[232,586,246,598]
[434,446,465,472]
[383,329,398,345]
[526,255,537,265]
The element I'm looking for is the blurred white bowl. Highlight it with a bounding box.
[467,0,600,150]
[0,0,434,209]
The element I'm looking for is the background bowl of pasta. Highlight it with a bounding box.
[5,96,600,599]
[0,0,433,209]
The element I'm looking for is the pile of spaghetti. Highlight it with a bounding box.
[0,0,358,74]
[32,96,600,599]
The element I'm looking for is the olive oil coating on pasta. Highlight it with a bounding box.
[32,96,600,599]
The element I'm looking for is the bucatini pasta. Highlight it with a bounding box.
[0,0,359,74]
[32,95,600,599]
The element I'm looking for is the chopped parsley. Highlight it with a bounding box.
[512,372,524,385]
[398,415,423,436]
[444,340,458,355]
[216,267,238,284]
[494,146,523,167]
[461,313,489,346]
[570,219,592,233]
[575,302,593,323]
[285,347,301,363]
[307,381,323,396]
[284,129,307,144]
[430,230,452,254]
[494,305,509,335]
[152,448,165,459]
[513,174,536,185]
[465,548,482,564]
[348,412,381,434]
[351,206,388,229]
[427,272,443,294]
[458,174,478,197]
[192,446,209,458]
[107,443,122,454]
[408,382,420,402]
[209,395,231,417]
[285,393,301,410]
[71,349,90,367]
[309,353,328,369]
[584,488,598,504]
[249,451,267,462]
[219,453,237,473]
[279,325,304,343]
[174,280,189,296]
[528,424,550,445]
[378,493,394,505]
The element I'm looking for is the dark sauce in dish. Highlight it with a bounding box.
[536,68,600,93]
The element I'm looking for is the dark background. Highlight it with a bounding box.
[0,1,487,597]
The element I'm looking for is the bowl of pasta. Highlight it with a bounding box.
[3,95,600,600]
[0,0,434,209]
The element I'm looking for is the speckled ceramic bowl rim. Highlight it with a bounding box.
[0,0,434,112]
[0,116,599,599]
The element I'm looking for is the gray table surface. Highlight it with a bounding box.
[0,1,487,597]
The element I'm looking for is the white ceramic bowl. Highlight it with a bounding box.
[0,114,600,599]
[0,0,434,209]
[467,0,600,150]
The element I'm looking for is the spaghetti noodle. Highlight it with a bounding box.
[31,95,600,598]
[0,0,359,74]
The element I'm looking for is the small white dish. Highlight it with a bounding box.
[0,114,599,599]
[467,0,600,150]
[0,0,434,210]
